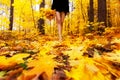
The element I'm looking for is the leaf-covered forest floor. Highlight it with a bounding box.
[0,27,120,80]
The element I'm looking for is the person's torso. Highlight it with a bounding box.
[53,0,69,5]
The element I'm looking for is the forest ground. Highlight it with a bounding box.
[0,27,120,80]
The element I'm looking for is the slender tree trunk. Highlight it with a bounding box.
[30,0,36,28]
[9,0,14,30]
[40,0,45,8]
[88,0,94,22]
[107,0,112,27]
[98,0,107,26]
[38,0,45,34]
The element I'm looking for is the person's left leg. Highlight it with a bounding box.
[60,12,66,40]
[61,12,66,27]
[56,11,62,41]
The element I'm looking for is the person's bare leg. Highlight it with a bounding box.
[56,11,62,41]
[60,12,66,40]
[61,12,66,27]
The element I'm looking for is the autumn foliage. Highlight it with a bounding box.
[0,27,119,80]
[1,0,120,80]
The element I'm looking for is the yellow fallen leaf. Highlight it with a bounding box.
[9,53,30,64]
[18,55,56,80]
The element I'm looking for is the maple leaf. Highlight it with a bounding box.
[0,54,30,70]
[18,55,57,80]
[8,54,30,64]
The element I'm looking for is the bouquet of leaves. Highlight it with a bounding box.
[40,8,56,20]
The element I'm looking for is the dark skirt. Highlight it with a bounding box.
[52,0,69,13]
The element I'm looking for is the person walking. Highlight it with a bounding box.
[51,0,69,41]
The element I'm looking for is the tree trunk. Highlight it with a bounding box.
[40,0,45,8]
[30,0,36,28]
[88,0,94,22]
[9,0,14,30]
[98,0,107,26]
[107,0,112,27]
[38,0,45,34]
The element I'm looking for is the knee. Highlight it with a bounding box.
[56,19,61,24]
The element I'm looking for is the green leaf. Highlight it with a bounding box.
[19,62,28,70]
[0,71,6,78]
